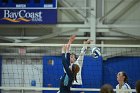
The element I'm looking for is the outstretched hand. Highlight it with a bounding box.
[67,35,76,52]
[68,35,76,45]
[83,39,93,44]
[62,45,66,53]
[62,35,76,53]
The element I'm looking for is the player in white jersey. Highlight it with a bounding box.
[57,37,91,93]
[70,39,91,93]
[116,71,132,93]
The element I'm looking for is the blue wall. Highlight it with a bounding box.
[83,56,103,88]
[103,56,140,88]
[43,55,140,92]
[43,56,63,93]
[43,55,103,93]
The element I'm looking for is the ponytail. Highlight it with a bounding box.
[72,64,80,82]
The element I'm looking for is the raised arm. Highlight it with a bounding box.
[62,35,76,77]
[66,35,76,53]
[75,40,92,66]
[65,35,76,60]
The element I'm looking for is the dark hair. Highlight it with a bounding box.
[72,64,80,82]
[70,53,78,60]
[136,80,140,93]
[121,71,128,82]
[100,84,114,93]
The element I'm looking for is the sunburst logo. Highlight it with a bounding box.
[2,17,31,22]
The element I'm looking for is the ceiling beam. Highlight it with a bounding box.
[0,36,15,42]
[5,37,38,40]
[99,0,124,22]
[52,36,134,40]
[105,0,139,24]
[97,24,140,28]
[22,29,78,43]
[110,28,140,40]
[58,0,87,21]
[0,24,90,28]
[78,28,110,33]
[4,36,135,41]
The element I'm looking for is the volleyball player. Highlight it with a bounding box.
[59,35,80,93]
[70,39,91,93]
[116,71,132,93]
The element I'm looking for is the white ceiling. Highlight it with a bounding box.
[0,0,140,44]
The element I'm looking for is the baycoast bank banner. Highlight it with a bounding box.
[0,9,57,24]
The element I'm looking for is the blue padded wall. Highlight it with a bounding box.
[43,55,103,93]
[103,56,140,88]
[83,56,103,88]
[43,55,140,92]
[43,56,63,93]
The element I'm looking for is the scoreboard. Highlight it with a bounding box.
[0,0,57,24]
[0,0,57,8]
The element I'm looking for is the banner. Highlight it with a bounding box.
[0,9,57,24]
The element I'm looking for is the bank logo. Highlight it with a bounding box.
[2,17,31,22]
[1,10,42,23]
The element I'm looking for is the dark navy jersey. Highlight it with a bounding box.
[60,53,74,93]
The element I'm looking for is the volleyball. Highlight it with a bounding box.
[91,47,101,58]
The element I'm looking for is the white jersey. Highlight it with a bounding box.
[116,83,132,93]
[72,46,87,85]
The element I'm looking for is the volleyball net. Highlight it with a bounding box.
[0,43,139,93]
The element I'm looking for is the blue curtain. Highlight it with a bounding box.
[43,56,63,93]
[103,56,140,88]
[43,55,103,93]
